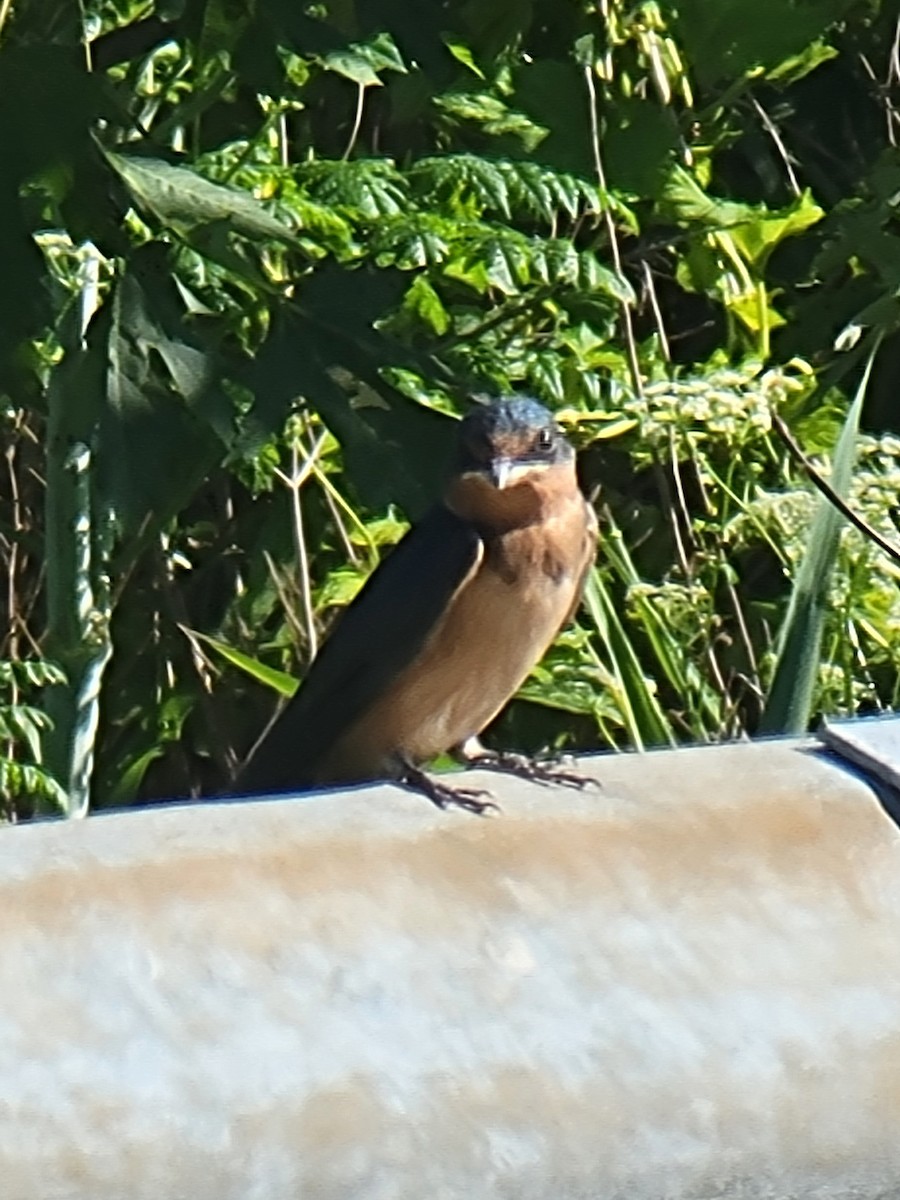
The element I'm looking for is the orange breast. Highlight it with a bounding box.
[316,481,595,783]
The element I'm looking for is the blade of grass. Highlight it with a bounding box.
[582,568,675,749]
[760,344,878,735]
[601,516,724,737]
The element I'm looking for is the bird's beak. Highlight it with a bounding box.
[488,458,514,489]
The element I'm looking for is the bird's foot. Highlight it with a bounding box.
[400,764,499,816]
[460,746,598,791]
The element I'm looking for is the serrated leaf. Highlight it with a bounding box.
[504,160,558,222]
[301,160,408,219]
[443,254,491,293]
[372,216,451,269]
[543,240,580,285]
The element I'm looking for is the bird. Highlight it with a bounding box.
[235,396,598,812]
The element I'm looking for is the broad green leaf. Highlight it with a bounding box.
[97,246,230,537]
[322,32,407,84]
[361,32,408,75]
[660,166,760,229]
[322,50,383,87]
[730,190,825,271]
[106,153,295,243]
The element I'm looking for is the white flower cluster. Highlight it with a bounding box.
[627,363,810,450]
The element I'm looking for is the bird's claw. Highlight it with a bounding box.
[400,764,500,815]
[466,750,599,791]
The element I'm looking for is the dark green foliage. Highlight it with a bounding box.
[1,0,899,816]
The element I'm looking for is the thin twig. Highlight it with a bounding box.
[342,83,366,161]
[4,431,21,661]
[262,551,307,646]
[725,577,760,684]
[641,261,671,362]
[584,64,693,575]
[667,429,696,566]
[274,428,329,659]
[278,109,289,168]
[305,420,358,566]
[750,96,801,197]
[584,65,642,400]
[771,410,900,569]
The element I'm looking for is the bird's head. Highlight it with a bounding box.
[446,397,577,529]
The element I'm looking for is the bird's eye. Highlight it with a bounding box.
[536,427,556,452]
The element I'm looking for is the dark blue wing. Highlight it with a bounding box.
[235,504,481,794]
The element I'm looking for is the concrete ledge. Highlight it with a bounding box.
[3,740,900,1198]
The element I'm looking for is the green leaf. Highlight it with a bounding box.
[672,0,855,87]
[581,570,675,749]
[322,31,407,85]
[760,343,878,734]
[371,215,452,269]
[106,153,296,243]
[434,93,549,151]
[766,39,838,85]
[12,660,66,688]
[660,166,760,229]
[0,760,67,811]
[97,246,230,537]
[322,50,383,87]
[189,630,299,697]
[300,159,408,219]
[577,251,636,302]
[400,275,450,335]
[442,37,486,79]
[360,32,408,75]
[729,190,825,271]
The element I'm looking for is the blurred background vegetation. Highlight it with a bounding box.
[2,0,900,818]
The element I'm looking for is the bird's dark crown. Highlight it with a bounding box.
[457,397,572,472]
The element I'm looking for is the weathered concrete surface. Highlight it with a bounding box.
[2,741,900,1199]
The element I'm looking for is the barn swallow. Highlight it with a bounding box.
[235,396,598,812]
